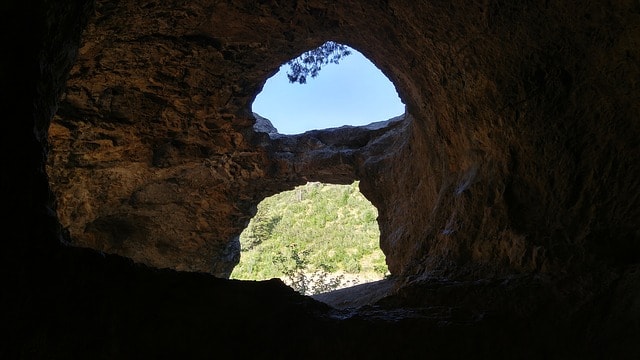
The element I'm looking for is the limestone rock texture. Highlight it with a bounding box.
[3,0,640,358]
[47,0,640,280]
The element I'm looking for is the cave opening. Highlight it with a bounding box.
[230,181,389,297]
[252,41,405,135]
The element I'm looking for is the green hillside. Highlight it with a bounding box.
[230,181,388,284]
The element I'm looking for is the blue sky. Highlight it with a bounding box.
[252,47,405,135]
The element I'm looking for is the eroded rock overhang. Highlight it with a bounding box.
[47,0,640,281]
[49,106,407,277]
[253,113,407,183]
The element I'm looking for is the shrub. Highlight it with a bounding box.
[275,244,349,295]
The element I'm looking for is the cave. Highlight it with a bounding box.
[3,0,640,359]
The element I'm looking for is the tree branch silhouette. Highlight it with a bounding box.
[286,41,351,84]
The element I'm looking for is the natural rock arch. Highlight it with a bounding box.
[47,0,639,281]
[5,1,640,357]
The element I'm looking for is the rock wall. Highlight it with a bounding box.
[48,0,639,279]
[2,0,640,358]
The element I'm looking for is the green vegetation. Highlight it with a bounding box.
[230,181,388,293]
[274,243,353,296]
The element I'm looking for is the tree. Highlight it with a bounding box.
[275,243,351,295]
[239,210,281,252]
[286,41,352,84]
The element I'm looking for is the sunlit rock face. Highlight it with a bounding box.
[47,0,640,279]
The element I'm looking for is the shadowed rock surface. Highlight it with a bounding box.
[2,0,639,358]
[312,278,398,309]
